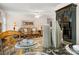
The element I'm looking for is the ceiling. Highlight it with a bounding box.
[0,3,59,18]
[0,3,59,12]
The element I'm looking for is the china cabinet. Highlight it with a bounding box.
[56,3,77,44]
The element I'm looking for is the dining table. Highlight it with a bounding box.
[15,39,37,54]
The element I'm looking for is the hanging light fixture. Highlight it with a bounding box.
[33,11,41,18]
[34,13,40,18]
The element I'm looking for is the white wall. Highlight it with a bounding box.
[6,11,53,31]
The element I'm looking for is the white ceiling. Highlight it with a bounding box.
[0,3,59,12]
[0,3,59,18]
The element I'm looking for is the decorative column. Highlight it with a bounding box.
[1,11,7,32]
[42,24,51,48]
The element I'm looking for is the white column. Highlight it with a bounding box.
[56,21,62,48]
[2,16,7,32]
[52,16,56,48]
[42,24,51,48]
[52,17,62,48]
[1,11,7,32]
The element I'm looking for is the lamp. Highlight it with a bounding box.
[32,27,36,32]
[13,22,16,31]
[14,22,16,26]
